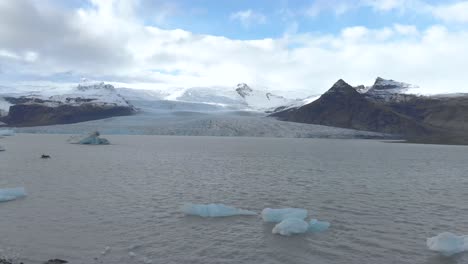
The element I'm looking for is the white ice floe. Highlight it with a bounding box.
[68,131,110,145]
[0,129,15,136]
[272,218,309,236]
[261,208,308,223]
[427,232,468,256]
[182,203,256,217]
[308,219,330,233]
[0,187,27,202]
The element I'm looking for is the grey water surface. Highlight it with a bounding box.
[1,135,467,264]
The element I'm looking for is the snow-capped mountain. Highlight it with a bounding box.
[356,77,420,102]
[0,82,136,126]
[47,82,133,107]
[234,83,296,111]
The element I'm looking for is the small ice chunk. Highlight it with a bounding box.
[182,203,256,217]
[128,252,136,258]
[308,219,330,232]
[68,131,110,145]
[0,187,27,202]
[427,232,468,256]
[101,246,111,255]
[0,129,14,136]
[0,145,5,151]
[261,208,308,222]
[272,218,309,236]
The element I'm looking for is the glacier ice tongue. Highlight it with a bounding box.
[427,232,468,256]
[0,187,27,202]
[272,218,309,236]
[308,219,330,232]
[0,129,15,136]
[182,203,256,217]
[261,208,308,223]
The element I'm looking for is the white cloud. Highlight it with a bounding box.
[1,0,468,96]
[432,1,468,23]
[230,9,267,28]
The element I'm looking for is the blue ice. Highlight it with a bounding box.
[0,129,15,136]
[261,208,308,222]
[69,131,110,145]
[182,203,256,217]
[272,218,309,236]
[308,219,331,232]
[0,187,27,202]
[427,232,468,256]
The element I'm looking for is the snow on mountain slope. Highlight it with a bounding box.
[176,87,245,107]
[0,97,12,116]
[353,77,420,102]
[235,83,296,111]
[45,82,132,107]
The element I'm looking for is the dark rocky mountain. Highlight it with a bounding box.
[271,79,468,144]
[0,83,136,127]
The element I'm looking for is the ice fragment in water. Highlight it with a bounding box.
[0,187,27,202]
[182,203,256,217]
[308,219,330,232]
[272,218,309,236]
[427,232,468,256]
[0,129,14,136]
[261,208,308,222]
[68,131,110,145]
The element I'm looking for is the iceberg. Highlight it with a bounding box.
[0,129,14,136]
[261,208,308,222]
[427,232,468,256]
[308,219,330,232]
[0,145,5,151]
[68,131,110,145]
[182,203,256,217]
[0,187,27,202]
[272,218,309,236]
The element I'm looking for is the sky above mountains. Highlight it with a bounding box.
[1,0,468,96]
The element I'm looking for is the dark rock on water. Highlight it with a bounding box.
[43,259,67,264]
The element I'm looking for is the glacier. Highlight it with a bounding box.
[0,187,27,202]
[427,232,468,256]
[182,203,256,217]
[261,208,308,223]
[0,129,15,136]
[308,219,330,232]
[272,218,309,236]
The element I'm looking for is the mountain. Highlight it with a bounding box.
[360,77,420,102]
[234,83,297,111]
[271,79,430,135]
[0,82,136,126]
[271,78,468,144]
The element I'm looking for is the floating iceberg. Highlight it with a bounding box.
[427,232,468,256]
[272,218,309,236]
[182,203,256,217]
[0,145,5,151]
[68,131,110,145]
[308,219,330,232]
[0,129,14,136]
[0,187,27,202]
[261,208,308,222]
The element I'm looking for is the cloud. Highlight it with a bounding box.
[230,9,267,28]
[431,1,468,23]
[1,0,468,96]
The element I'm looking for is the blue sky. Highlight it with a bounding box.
[1,0,468,95]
